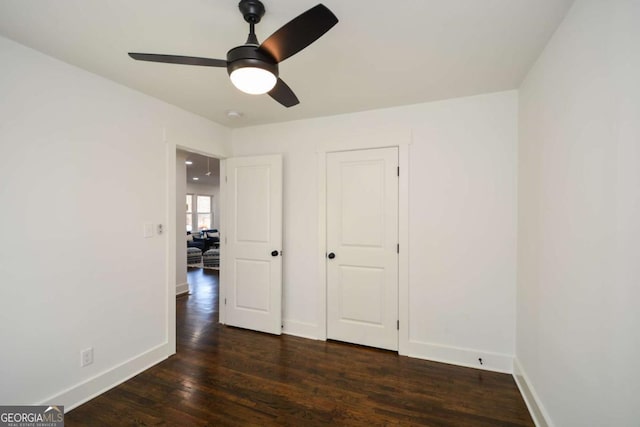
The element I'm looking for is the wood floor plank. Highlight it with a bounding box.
[66,268,533,426]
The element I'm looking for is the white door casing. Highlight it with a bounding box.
[224,155,283,335]
[326,147,399,351]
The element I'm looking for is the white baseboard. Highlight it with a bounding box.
[407,340,513,373]
[176,282,189,296]
[282,320,321,340]
[40,343,172,412]
[513,358,552,427]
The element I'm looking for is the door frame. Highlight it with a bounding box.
[316,129,411,355]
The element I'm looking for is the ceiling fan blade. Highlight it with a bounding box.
[259,4,338,63]
[268,78,299,107]
[128,53,227,67]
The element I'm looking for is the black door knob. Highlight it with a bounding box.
[327,252,336,259]
[271,250,279,257]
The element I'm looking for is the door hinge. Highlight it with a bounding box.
[397,166,400,177]
[225,175,228,183]
[397,243,399,253]
[397,320,400,330]
[224,298,227,305]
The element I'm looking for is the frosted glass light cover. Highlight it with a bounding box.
[230,67,277,95]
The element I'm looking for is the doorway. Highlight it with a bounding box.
[177,150,222,294]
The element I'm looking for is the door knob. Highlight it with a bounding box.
[271,250,279,257]
[327,252,336,259]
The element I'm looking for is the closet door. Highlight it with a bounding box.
[326,147,399,350]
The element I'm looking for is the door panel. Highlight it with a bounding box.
[235,165,271,242]
[339,265,385,324]
[225,155,282,335]
[235,259,271,312]
[327,147,399,351]
[341,161,386,247]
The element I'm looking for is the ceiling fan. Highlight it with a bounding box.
[128,1,338,107]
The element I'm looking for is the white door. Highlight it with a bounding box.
[326,147,399,351]
[225,155,283,335]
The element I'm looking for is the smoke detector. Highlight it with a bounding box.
[226,110,243,120]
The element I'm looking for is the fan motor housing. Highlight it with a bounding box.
[239,0,266,24]
[226,45,279,77]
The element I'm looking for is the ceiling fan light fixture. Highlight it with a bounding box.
[129,2,338,107]
[226,46,278,95]
[230,66,277,95]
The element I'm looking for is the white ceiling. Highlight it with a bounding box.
[0,0,573,128]
[182,151,220,187]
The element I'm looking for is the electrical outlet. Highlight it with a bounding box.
[81,347,94,367]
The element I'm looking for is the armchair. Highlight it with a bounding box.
[187,232,205,251]
[201,229,220,250]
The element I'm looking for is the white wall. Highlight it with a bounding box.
[0,35,230,407]
[176,151,188,295]
[516,1,640,425]
[232,90,518,371]
[187,179,221,230]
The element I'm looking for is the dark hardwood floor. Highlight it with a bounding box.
[66,268,533,426]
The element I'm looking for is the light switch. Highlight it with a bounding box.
[143,222,154,238]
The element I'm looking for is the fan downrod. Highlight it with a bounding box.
[239,0,266,24]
